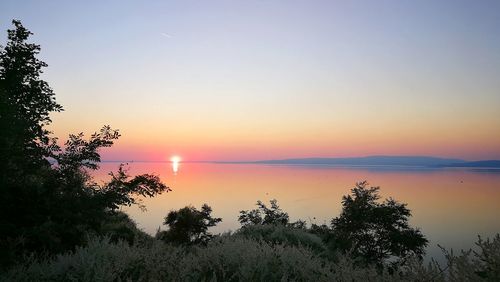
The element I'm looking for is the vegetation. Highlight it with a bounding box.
[328,181,428,266]
[238,199,307,228]
[156,204,222,245]
[234,224,326,254]
[0,20,169,268]
[239,192,428,268]
[2,235,500,281]
[239,199,290,226]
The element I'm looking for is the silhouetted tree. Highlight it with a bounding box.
[0,20,170,267]
[238,199,289,226]
[0,19,65,267]
[157,204,222,245]
[329,181,428,266]
[0,20,62,174]
[238,199,308,230]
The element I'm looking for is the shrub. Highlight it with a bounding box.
[5,234,499,281]
[98,211,152,245]
[235,224,326,254]
[238,199,289,226]
[439,234,500,281]
[156,204,222,245]
[2,236,337,281]
[329,181,428,266]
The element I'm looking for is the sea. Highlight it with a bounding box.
[93,162,500,262]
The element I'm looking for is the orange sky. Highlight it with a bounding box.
[4,1,499,161]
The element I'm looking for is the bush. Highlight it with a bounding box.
[2,236,337,281]
[5,234,499,281]
[235,224,326,254]
[238,199,290,226]
[1,238,146,282]
[156,204,222,245]
[98,211,152,245]
[439,234,500,281]
[329,181,428,266]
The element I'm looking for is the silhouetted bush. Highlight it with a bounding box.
[328,181,428,267]
[99,211,152,245]
[238,199,305,228]
[156,204,222,245]
[239,199,289,226]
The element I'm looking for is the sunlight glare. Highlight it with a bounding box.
[171,156,181,174]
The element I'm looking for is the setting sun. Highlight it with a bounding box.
[170,155,181,174]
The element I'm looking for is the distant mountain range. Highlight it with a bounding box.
[239,156,500,168]
[436,160,500,168]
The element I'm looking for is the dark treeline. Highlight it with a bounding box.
[1,21,499,281]
[0,20,169,267]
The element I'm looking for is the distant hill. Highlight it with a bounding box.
[438,160,500,168]
[250,156,466,167]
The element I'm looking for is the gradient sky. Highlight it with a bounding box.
[1,0,499,161]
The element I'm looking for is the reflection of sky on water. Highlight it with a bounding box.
[93,163,500,265]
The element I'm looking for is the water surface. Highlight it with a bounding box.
[95,162,500,261]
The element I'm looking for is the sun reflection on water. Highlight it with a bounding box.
[171,156,181,175]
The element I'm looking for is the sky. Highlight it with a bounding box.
[1,0,500,161]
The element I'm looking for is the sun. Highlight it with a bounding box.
[170,156,181,163]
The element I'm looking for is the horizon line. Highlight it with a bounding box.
[100,154,486,163]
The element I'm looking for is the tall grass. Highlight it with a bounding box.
[234,224,326,253]
[2,237,338,281]
[2,233,499,281]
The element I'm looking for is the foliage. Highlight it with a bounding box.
[235,224,326,254]
[309,223,331,238]
[182,236,336,281]
[238,199,290,226]
[5,234,499,282]
[157,204,222,245]
[100,163,170,211]
[329,181,428,266]
[98,211,152,246]
[0,20,169,267]
[1,236,338,282]
[0,20,63,172]
[438,234,500,281]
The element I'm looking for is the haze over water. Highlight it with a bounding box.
[94,162,500,261]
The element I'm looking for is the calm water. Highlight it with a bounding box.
[95,162,500,261]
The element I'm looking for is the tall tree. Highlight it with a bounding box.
[0,20,62,175]
[0,20,170,267]
[0,20,64,266]
[329,181,428,266]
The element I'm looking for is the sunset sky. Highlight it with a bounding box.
[2,0,499,161]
